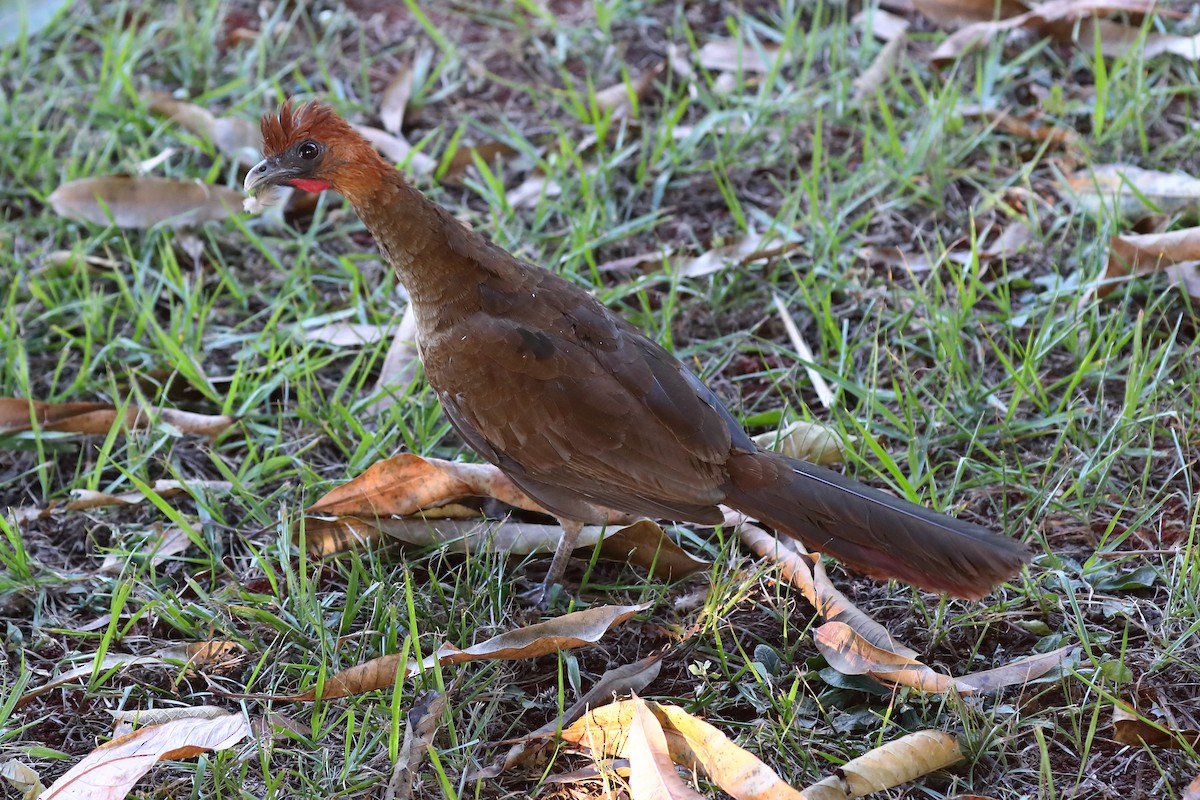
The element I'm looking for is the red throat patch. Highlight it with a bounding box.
[290,178,332,193]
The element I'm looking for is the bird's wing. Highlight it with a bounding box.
[424,275,746,523]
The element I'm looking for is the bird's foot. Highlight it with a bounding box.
[518,578,568,612]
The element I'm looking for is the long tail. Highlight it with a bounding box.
[724,450,1030,598]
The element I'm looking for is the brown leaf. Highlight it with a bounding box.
[507,172,562,209]
[593,63,663,120]
[443,141,520,182]
[386,691,446,800]
[751,420,853,466]
[380,65,415,134]
[677,231,802,278]
[0,397,234,437]
[853,30,909,100]
[0,760,44,800]
[959,105,1079,148]
[154,640,243,669]
[49,177,243,229]
[353,124,437,174]
[303,321,393,346]
[477,653,664,778]
[627,695,706,799]
[98,526,192,574]
[143,92,262,167]
[697,39,783,74]
[815,621,959,693]
[306,453,548,519]
[17,654,166,709]
[287,603,649,701]
[951,646,1073,693]
[800,730,964,799]
[1062,164,1200,220]
[1092,226,1200,300]
[42,711,250,800]
[912,0,1027,27]
[931,0,1178,63]
[1113,701,1200,749]
[596,519,709,579]
[12,479,233,524]
[562,699,806,800]
[856,8,912,42]
[857,245,935,273]
[1184,774,1200,800]
[367,302,420,413]
[737,519,919,657]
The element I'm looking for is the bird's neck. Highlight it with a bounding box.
[343,167,530,322]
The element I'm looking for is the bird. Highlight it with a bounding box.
[245,100,1030,607]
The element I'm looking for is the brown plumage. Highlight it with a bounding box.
[246,100,1030,604]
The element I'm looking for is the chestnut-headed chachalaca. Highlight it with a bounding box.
[245,101,1029,606]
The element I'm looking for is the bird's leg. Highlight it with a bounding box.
[536,518,584,610]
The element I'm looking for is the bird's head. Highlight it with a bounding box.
[244,99,381,201]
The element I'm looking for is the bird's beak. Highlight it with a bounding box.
[244,157,286,194]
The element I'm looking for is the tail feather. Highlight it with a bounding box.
[725,450,1029,598]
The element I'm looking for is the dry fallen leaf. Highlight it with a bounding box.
[1062,164,1200,221]
[737,519,919,657]
[751,420,853,466]
[912,0,1027,27]
[12,479,233,524]
[931,0,1181,63]
[144,92,262,167]
[0,397,234,437]
[627,695,706,799]
[367,302,420,413]
[380,64,415,135]
[1112,700,1200,749]
[772,295,836,409]
[676,230,802,278]
[17,654,166,709]
[1088,226,1200,301]
[815,621,959,693]
[0,760,45,800]
[478,653,664,778]
[97,526,192,574]
[697,39,783,74]
[563,698,807,800]
[42,711,250,800]
[800,730,964,800]
[286,603,649,701]
[853,29,908,100]
[385,691,446,800]
[303,320,395,346]
[507,172,563,209]
[354,124,437,175]
[49,177,243,229]
[593,63,663,120]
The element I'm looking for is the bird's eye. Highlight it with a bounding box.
[298,141,319,160]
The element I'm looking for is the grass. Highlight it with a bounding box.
[3,0,1200,797]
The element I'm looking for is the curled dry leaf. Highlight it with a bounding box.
[855,8,911,42]
[800,730,964,800]
[303,320,394,346]
[354,124,437,175]
[380,64,414,135]
[853,29,908,100]
[42,711,250,800]
[1112,700,1200,749]
[287,603,649,701]
[0,760,45,800]
[930,0,1183,63]
[911,0,1027,27]
[13,479,233,524]
[697,39,783,74]
[1088,226,1200,302]
[443,141,521,183]
[143,92,262,167]
[49,394,207,430]
[593,62,663,120]
[627,695,706,799]
[17,654,166,709]
[1061,164,1200,221]
[958,105,1079,148]
[563,698,806,800]
[737,519,918,657]
[477,653,664,778]
[815,621,959,693]
[386,691,446,800]
[507,172,562,209]
[97,526,192,574]
[367,302,420,413]
[751,420,853,466]
[49,177,243,229]
[677,230,803,279]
